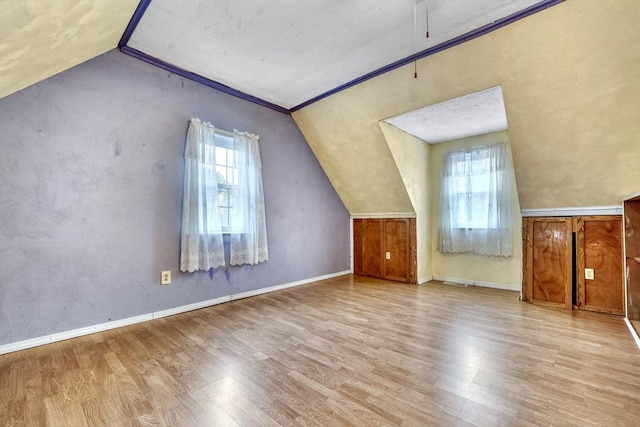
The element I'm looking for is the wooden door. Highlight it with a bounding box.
[575,216,624,314]
[363,219,384,278]
[383,219,410,282]
[624,197,640,321]
[524,217,572,309]
[353,219,365,275]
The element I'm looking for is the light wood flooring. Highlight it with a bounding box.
[1,275,639,426]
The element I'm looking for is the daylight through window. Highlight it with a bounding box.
[438,143,513,257]
[180,118,268,273]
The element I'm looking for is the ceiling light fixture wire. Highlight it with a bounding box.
[426,0,430,38]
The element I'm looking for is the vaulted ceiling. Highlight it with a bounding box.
[2,0,546,109]
[2,0,638,282]
[2,0,635,219]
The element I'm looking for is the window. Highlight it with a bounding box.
[180,118,268,273]
[200,135,243,233]
[438,143,512,256]
[213,133,243,233]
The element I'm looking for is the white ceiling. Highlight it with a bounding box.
[0,0,549,116]
[384,86,508,143]
[128,0,540,109]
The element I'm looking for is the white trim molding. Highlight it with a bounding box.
[229,270,351,301]
[350,212,417,219]
[521,205,622,217]
[624,318,640,349]
[432,275,520,291]
[418,276,434,285]
[0,270,351,355]
[623,192,640,202]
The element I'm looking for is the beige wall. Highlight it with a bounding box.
[0,0,140,99]
[379,122,431,281]
[430,131,523,289]
[292,0,638,287]
[293,0,640,215]
[292,94,414,215]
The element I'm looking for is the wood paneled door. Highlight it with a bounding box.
[383,219,412,283]
[524,217,573,309]
[624,195,640,321]
[524,215,625,314]
[353,218,384,278]
[353,218,416,283]
[353,218,365,276]
[575,216,624,314]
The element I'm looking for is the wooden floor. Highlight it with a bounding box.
[1,276,639,426]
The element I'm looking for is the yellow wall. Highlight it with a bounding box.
[293,0,640,214]
[293,0,638,286]
[430,131,523,289]
[292,93,414,215]
[0,0,140,99]
[379,122,431,282]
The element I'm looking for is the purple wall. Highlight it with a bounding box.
[0,49,350,345]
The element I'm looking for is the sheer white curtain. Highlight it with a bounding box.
[438,142,512,257]
[229,130,268,265]
[180,118,225,272]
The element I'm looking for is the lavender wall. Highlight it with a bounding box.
[0,49,350,345]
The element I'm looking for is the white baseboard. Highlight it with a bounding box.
[521,205,622,217]
[0,270,351,355]
[0,314,155,356]
[230,270,351,301]
[418,276,433,285]
[153,296,231,320]
[624,318,640,349]
[350,212,416,219]
[432,275,520,291]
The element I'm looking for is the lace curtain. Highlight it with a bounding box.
[438,142,512,257]
[180,119,268,273]
[180,118,225,272]
[229,130,269,265]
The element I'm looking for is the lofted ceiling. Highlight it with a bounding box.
[127,0,540,110]
[0,0,549,113]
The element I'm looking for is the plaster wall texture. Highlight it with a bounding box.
[292,0,639,212]
[292,102,414,215]
[0,0,139,98]
[379,122,431,281]
[430,132,523,288]
[0,49,350,345]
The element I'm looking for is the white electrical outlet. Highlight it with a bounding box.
[585,268,594,280]
[161,270,171,285]
[385,252,391,260]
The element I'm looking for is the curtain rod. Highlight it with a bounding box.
[214,128,234,138]
[190,118,233,137]
[190,118,258,141]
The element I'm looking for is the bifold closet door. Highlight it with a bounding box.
[624,196,640,321]
[575,216,624,314]
[524,217,573,309]
[383,219,411,283]
[353,218,417,283]
[353,219,365,276]
[363,219,384,279]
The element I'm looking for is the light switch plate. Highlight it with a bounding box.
[385,252,391,260]
[585,268,594,280]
